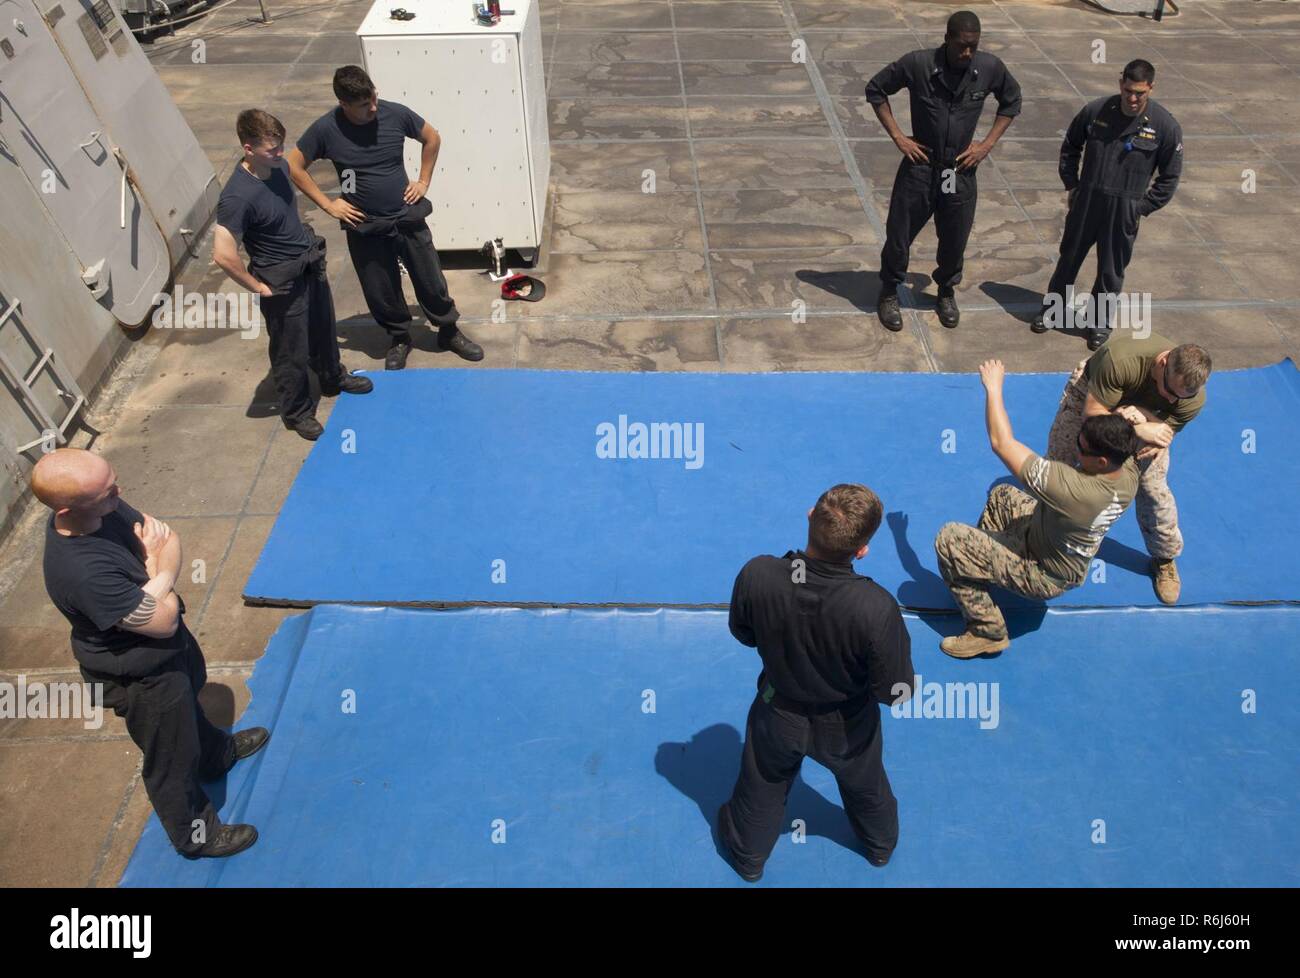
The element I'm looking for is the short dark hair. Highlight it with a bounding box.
[333,65,376,103]
[808,484,884,561]
[236,108,285,147]
[946,10,981,36]
[1081,414,1139,468]
[1122,59,1156,85]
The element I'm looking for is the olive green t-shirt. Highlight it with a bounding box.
[1084,332,1205,432]
[1018,452,1140,584]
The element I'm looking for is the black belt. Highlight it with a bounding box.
[761,682,873,716]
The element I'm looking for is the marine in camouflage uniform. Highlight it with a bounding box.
[934,358,1141,658]
[1044,332,1209,602]
[933,483,1069,641]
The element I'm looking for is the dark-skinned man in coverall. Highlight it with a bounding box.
[867,9,1022,332]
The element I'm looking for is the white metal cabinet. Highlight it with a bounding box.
[357,0,550,254]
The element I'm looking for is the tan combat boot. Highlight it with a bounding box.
[941,632,1011,659]
[1152,558,1181,605]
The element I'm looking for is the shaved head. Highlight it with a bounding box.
[31,449,118,514]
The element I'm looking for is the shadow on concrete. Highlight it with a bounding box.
[979,281,1095,343]
[794,269,930,315]
[198,681,237,729]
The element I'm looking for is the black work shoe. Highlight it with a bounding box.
[194,824,258,859]
[877,292,903,332]
[715,804,762,883]
[385,341,411,371]
[936,293,960,328]
[231,727,271,763]
[439,330,484,362]
[288,416,324,441]
[1030,308,1049,333]
[1086,327,1110,351]
[320,370,373,396]
[867,851,893,868]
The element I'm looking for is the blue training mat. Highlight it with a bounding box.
[121,604,1300,887]
[244,363,1300,609]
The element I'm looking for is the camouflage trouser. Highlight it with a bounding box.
[934,484,1071,640]
[1045,359,1183,560]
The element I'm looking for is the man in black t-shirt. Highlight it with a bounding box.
[34,449,269,859]
[214,109,373,441]
[718,484,915,882]
[287,65,482,371]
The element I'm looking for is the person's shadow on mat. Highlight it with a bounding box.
[1096,536,1153,576]
[654,724,871,867]
[887,510,948,609]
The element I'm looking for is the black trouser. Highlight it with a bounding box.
[82,625,234,857]
[880,158,978,294]
[719,688,898,874]
[346,224,460,344]
[1045,186,1141,330]
[261,270,343,425]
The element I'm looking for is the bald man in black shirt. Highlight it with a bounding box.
[717,484,914,882]
[35,449,268,859]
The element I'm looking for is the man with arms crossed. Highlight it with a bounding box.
[288,65,482,370]
[35,449,267,858]
[934,361,1140,658]
[1044,334,1210,604]
[213,109,373,441]
[720,484,914,881]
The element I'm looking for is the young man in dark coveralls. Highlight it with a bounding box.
[1031,60,1183,350]
[34,449,269,858]
[213,109,374,442]
[718,484,915,882]
[288,65,482,371]
[866,10,1021,332]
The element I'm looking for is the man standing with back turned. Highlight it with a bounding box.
[719,484,914,881]
[288,65,482,371]
[866,10,1021,332]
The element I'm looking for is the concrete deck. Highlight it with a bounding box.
[2,0,1298,885]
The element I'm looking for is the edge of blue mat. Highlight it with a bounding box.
[242,358,1300,610]
[121,601,1300,887]
[339,358,1297,379]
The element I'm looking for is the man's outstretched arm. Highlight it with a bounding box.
[980,359,1035,477]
